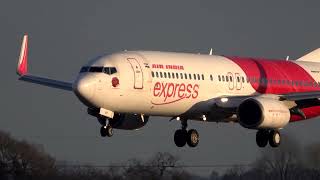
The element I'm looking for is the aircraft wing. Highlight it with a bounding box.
[16,35,73,91]
[203,91,320,119]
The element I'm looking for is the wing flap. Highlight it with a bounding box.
[280,91,320,101]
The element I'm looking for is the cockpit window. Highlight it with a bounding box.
[79,66,117,74]
[80,66,90,73]
[103,67,117,75]
[90,67,104,72]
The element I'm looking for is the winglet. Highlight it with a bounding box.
[17,35,28,76]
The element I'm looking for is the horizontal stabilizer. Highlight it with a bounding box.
[297,48,320,62]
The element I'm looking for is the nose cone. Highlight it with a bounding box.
[73,75,96,106]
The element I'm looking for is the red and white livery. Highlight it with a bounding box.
[16,35,320,148]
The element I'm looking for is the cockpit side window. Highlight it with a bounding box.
[110,67,117,74]
[103,67,117,75]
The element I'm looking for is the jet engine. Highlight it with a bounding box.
[238,97,290,129]
[110,113,149,130]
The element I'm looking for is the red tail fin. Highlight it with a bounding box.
[17,35,28,76]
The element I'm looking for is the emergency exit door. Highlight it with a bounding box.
[127,58,143,89]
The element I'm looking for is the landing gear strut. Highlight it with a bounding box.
[256,129,280,148]
[174,120,199,148]
[98,116,113,137]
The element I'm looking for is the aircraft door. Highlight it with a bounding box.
[127,58,143,89]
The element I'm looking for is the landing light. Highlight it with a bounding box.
[202,115,207,121]
[176,117,180,121]
[221,97,229,103]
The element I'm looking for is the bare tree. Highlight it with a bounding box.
[148,152,179,177]
[0,131,57,179]
[253,134,302,180]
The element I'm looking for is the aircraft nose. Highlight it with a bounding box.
[73,75,96,103]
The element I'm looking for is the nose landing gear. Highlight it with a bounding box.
[174,120,199,148]
[98,116,113,137]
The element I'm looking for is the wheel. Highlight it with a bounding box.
[100,126,107,137]
[256,130,269,148]
[269,130,280,147]
[174,129,187,147]
[106,125,113,137]
[186,129,199,147]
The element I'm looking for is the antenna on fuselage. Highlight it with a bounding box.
[286,56,290,61]
[209,48,213,55]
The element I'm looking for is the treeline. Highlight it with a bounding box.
[1,131,320,180]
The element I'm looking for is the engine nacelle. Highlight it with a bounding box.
[110,113,149,130]
[238,97,290,129]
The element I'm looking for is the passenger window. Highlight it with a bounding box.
[222,76,225,82]
[189,74,192,80]
[193,74,197,80]
[156,72,159,78]
[176,73,179,79]
[160,72,163,78]
[197,74,200,80]
[185,73,188,79]
[210,75,213,81]
[172,73,175,79]
[226,76,229,82]
[180,73,183,79]
[237,77,240,82]
[230,76,233,82]
[202,74,204,80]
[218,75,221,81]
[168,73,171,78]
[164,72,167,78]
[242,77,245,83]
[151,71,155,77]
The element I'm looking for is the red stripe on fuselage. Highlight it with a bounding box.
[227,57,320,94]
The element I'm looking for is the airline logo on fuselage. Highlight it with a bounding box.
[152,82,199,105]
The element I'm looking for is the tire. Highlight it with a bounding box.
[100,126,107,137]
[106,126,113,137]
[269,130,280,148]
[256,130,268,148]
[187,129,199,147]
[174,129,187,147]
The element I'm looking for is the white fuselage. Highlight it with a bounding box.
[74,51,320,121]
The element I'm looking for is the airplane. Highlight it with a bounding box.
[16,35,320,148]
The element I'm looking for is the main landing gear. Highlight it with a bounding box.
[174,120,199,148]
[256,129,281,148]
[98,116,113,137]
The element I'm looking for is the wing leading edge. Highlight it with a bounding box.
[16,35,73,91]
